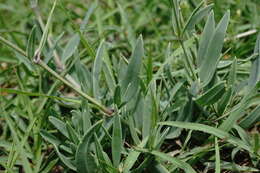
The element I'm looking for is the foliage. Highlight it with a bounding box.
[0,0,260,172]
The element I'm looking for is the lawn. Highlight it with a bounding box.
[0,0,259,172]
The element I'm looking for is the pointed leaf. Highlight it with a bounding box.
[112,114,122,167]
[199,11,230,86]
[248,34,260,87]
[61,34,80,63]
[195,82,225,106]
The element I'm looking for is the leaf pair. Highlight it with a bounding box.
[198,11,230,86]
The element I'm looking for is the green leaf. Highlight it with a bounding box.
[219,82,260,131]
[239,105,260,129]
[183,3,213,32]
[75,59,92,92]
[217,87,232,115]
[228,58,237,87]
[36,0,57,57]
[80,2,97,31]
[159,121,253,153]
[66,122,80,145]
[197,11,215,67]
[26,25,36,60]
[40,130,61,147]
[114,85,121,106]
[92,40,105,99]
[94,134,107,170]
[123,137,148,172]
[199,11,230,86]
[61,34,80,63]
[117,2,136,48]
[54,145,76,171]
[121,35,144,94]
[195,82,225,106]
[248,34,260,87]
[49,116,69,139]
[147,150,196,173]
[76,120,103,173]
[112,114,122,167]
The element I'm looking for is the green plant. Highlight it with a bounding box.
[0,0,259,172]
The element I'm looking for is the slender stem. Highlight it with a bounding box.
[0,36,27,57]
[34,59,113,116]
[180,40,197,80]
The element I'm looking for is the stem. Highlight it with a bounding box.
[180,40,197,80]
[34,59,113,116]
[0,36,27,57]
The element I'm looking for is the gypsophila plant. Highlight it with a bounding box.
[0,0,259,172]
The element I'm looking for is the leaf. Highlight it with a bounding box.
[183,2,213,32]
[26,25,36,60]
[75,120,103,173]
[49,116,69,139]
[92,40,105,99]
[112,114,122,167]
[121,35,144,94]
[197,11,215,67]
[80,2,97,31]
[94,134,107,170]
[40,130,61,147]
[219,82,260,131]
[248,34,260,87]
[228,58,237,87]
[239,105,260,129]
[66,122,80,145]
[114,85,121,106]
[195,82,225,106]
[147,150,196,173]
[36,0,57,57]
[75,59,92,93]
[123,138,148,172]
[159,121,253,153]
[117,2,136,48]
[199,11,230,86]
[61,34,80,63]
[54,145,76,171]
[217,87,232,115]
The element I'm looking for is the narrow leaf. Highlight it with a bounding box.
[159,121,253,153]
[195,82,225,106]
[92,40,105,99]
[199,11,230,86]
[61,34,80,63]
[112,114,122,167]
[248,34,260,87]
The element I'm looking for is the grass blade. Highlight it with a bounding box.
[61,34,80,64]
[76,120,103,173]
[121,35,144,93]
[159,121,253,153]
[92,40,105,99]
[112,114,122,167]
[248,34,260,87]
[183,2,213,33]
[195,82,225,106]
[197,11,215,67]
[199,11,230,86]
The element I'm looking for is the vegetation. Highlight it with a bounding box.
[0,0,259,172]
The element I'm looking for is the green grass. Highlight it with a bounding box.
[0,0,260,172]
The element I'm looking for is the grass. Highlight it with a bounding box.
[0,0,260,172]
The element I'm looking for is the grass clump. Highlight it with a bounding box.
[0,0,259,172]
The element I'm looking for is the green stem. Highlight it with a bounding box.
[35,59,113,116]
[0,35,27,57]
[180,40,197,80]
